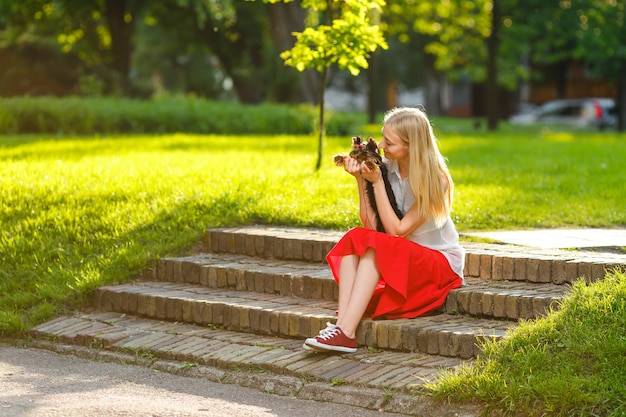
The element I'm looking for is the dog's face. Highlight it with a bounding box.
[345,136,382,169]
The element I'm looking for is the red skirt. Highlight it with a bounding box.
[326,227,463,319]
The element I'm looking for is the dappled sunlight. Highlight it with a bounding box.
[541,130,576,142]
[2,131,625,334]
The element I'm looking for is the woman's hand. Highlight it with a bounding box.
[360,161,382,184]
[343,156,362,178]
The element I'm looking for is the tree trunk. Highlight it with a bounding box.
[316,67,328,171]
[423,52,442,116]
[485,0,501,130]
[618,65,626,132]
[266,0,318,103]
[103,0,134,94]
[367,52,385,123]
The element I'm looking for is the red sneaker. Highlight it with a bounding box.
[304,326,357,353]
[303,322,337,352]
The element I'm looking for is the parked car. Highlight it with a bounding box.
[509,98,616,129]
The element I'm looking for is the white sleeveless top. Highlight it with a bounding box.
[386,158,465,281]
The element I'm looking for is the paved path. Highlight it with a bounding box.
[463,227,626,249]
[0,344,413,417]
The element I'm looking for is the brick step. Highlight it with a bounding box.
[94,281,516,358]
[204,226,626,284]
[155,253,566,321]
[28,313,467,393]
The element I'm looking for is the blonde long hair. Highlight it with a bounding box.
[383,107,453,228]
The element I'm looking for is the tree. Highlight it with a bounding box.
[265,0,388,170]
[571,0,625,131]
[385,0,495,124]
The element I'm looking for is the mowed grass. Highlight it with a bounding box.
[0,125,625,336]
[427,269,626,417]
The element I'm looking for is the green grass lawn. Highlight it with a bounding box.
[1,126,625,334]
[1,123,625,416]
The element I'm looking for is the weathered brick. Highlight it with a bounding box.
[479,254,492,279]
[301,240,313,261]
[514,257,527,281]
[592,263,608,282]
[258,309,271,334]
[182,261,199,284]
[537,259,552,283]
[322,279,336,301]
[155,296,167,319]
[233,233,246,255]
[254,271,265,293]
[292,276,304,297]
[456,333,475,359]
[283,239,294,259]
[387,323,404,350]
[526,258,540,282]
[135,293,147,316]
[481,293,494,316]
[192,301,205,324]
[199,265,210,287]
[216,268,228,287]
[445,290,458,314]
[254,235,265,256]
[377,322,389,348]
[468,253,480,277]
[227,268,239,287]
[311,241,324,262]
[565,261,579,284]
[171,298,184,321]
[212,303,224,324]
[468,292,482,316]
[493,293,507,318]
[281,275,292,296]
[298,315,310,338]
[239,307,250,331]
[245,235,255,256]
[263,274,275,294]
[278,311,290,336]
[518,295,534,319]
[292,239,303,260]
[491,256,503,280]
[552,260,567,284]
[456,291,470,314]
[577,261,593,282]
[502,257,514,280]
[181,300,194,322]
[144,296,156,317]
[207,267,217,288]
[505,296,519,319]
[248,307,260,331]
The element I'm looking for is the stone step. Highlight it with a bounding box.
[204,226,626,284]
[28,313,480,415]
[155,253,566,321]
[94,281,515,358]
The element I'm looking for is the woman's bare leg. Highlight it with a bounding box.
[336,248,380,339]
[337,254,359,317]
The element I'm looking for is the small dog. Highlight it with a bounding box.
[333,136,404,233]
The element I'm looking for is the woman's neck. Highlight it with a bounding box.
[398,159,409,179]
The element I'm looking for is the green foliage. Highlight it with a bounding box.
[0,96,364,136]
[427,269,626,417]
[279,0,388,76]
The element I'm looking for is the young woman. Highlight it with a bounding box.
[304,107,465,353]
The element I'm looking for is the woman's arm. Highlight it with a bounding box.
[343,157,377,230]
[361,163,425,237]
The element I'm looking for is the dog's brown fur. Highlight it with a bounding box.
[333,136,404,233]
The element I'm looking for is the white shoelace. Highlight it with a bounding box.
[317,322,337,337]
[317,326,341,341]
